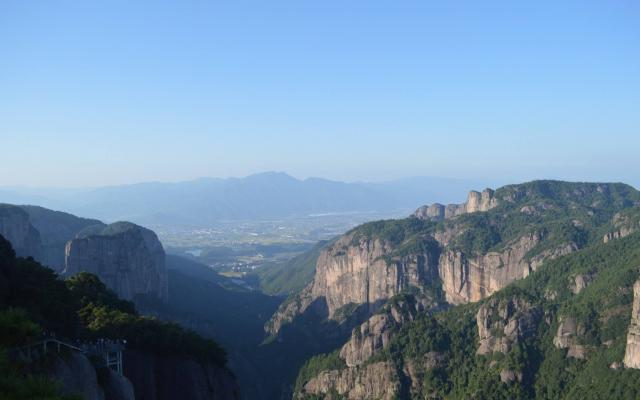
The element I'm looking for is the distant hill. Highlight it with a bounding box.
[0,172,495,226]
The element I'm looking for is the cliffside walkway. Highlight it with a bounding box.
[12,336,125,375]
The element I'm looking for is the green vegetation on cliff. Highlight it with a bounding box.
[0,234,230,398]
[377,233,640,399]
[293,181,640,399]
[249,240,328,296]
[347,181,639,259]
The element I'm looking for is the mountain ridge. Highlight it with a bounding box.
[0,173,499,226]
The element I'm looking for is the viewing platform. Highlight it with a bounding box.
[12,335,126,375]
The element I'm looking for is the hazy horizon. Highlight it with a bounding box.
[2,1,639,187]
[0,170,638,192]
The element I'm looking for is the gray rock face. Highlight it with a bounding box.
[268,225,576,337]
[416,191,575,306]
[266,233,440,334]
[413,189,497,221]
[264,285,315,335]
[311,235,439,319]
[553,316,588,359]
[603,211,639,243]
[413,203,446,221]
[297,353,447,400]
[45,351,105,400]
[100,369,135,400]
[624,280,640,368]
[124,349,240,400]
[20,205,104,272]
[298,361,400,400]
[0,204,43,261]
[476,297,540,355]
[438,232,576,304]
[339,297,428,367]
[402,352,447,397]
[569,273,595,295]
[64,222,168,303]
[500,369,523,384]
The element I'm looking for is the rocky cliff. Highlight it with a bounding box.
[624,280,640,368]
[266,231,440,335]
[413,188,497,221]
[124,349,240,400]
[269,182,634,337]
[475,296,540,356]
[64,222,168,303]
[292,182,640,399]
[604,208,640,244]
[438,233,577,304]
[339,295,429,367]
[42,351,135,400]
[309,234,439,319]
[21,205,104,272]
[297,361,399,400]
[0,204,43,261]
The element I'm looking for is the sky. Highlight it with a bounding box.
[1,0,639,187]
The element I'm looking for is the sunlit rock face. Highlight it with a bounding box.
[413,189,497,222]
[476,296,540,356]
[624,280,640,369]
[437,231,577,305]
[339,297,429,367]
[64,222,168,303]
[265,232,440,335]
[298,361,400,400]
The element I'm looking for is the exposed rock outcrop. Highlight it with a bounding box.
[476,296,540,355]
[500,369,523,384]
[553,316,588,359]
[413,203,446,221]
[20,205,103,272]
[100,368,136,400]
[569,273,595,295]
[414,189,497,221]
[267,233,440,334]
[45,351,105,400]
[311,235,439,319]
[264,286,316,335]
[440,233,540,305]
[603,211,640,243]
[623,280,640,368]
[64,222,168,303]
[0,204,43,261]
[269,206,578,335]
[402,352,447,397]
[124,349,240,400]
[298,361,400,400]
[340,296,429,367]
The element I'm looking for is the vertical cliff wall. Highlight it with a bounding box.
[624,280,640,368]
[0,204,43,261]
[64,222,168,303]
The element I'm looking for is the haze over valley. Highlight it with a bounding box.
[2,1,640,400]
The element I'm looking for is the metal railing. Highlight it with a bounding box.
[11,336,126,375]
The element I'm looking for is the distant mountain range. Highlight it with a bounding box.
[0,172,497,226]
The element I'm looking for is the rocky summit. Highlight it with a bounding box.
[64,221,169,303]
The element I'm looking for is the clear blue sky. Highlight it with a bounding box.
[1,1,639,187]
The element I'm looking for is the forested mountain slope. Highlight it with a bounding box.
[0,234,239,400]
[262,180,640,399]
[296,231,640,399]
